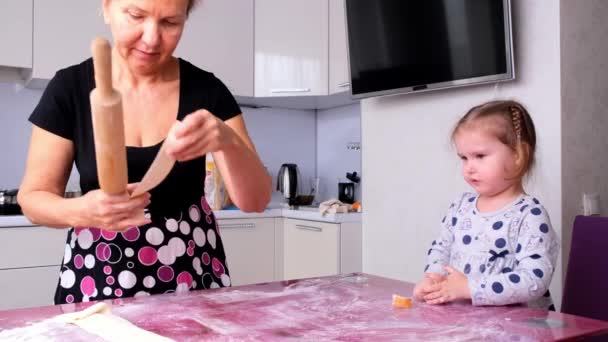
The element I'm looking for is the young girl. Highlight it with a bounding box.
[413,100,559,308]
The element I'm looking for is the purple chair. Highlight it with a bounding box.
[562,215,608,321]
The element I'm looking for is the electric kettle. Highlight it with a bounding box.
[0,189,21,215]
[276,163,301,207]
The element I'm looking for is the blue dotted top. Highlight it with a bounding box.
[425,192,560,307]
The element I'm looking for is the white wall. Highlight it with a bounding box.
[361,0,564,306]
[560,0,608,282]
[316,103,361,203]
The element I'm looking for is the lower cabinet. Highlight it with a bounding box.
[218,217,362,285]
[0,266,60,310]
[0,226,66,310]
[0,217,361,309]
[282,219,340,280]
[217,218,276,286]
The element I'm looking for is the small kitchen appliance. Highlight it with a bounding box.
[277,163,301,207]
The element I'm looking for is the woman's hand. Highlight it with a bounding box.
[165,109,237,162]
[413,272,446,301]
[75,183,151,232]
[423,266,471,305]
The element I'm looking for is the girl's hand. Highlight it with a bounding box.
[413,272,446,301]
[423,266,471,305]
[165,109,237,162]
[75,183,151,232]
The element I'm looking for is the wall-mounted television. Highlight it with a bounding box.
[345,0,514,99]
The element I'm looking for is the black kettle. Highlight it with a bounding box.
[0,189,21,215]
[277,163,301,207]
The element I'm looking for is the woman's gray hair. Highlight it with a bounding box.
[187,0,200,15]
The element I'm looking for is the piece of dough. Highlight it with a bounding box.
[55,302,174,341]
[392,294,413,308]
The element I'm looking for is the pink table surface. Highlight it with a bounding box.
[1,273,607,341]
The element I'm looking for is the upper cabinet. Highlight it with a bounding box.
[0,0,33,69]
[176,0,254,97]
[255,0,329,97]
[329,0,350,95]
[29,0,110,84]
[4,0,355,107]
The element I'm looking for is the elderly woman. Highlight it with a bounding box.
[17,0,271,304]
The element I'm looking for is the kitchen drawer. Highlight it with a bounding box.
[0,227,67,269]
[0,266,60,310]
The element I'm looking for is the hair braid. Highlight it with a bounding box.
[510,105,523,140]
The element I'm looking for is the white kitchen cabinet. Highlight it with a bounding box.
[28,0,110,84]
[255,0,329,97]
[329,0,351,94]
[0,266,60,310]
[282,218,340,280]
[0,0,33,68]
[176,0,254,97]
[339,221,362,275]
[0,227,67,269]
[281,218,362,280]
[0,226,67,310]
[218,218,276,286]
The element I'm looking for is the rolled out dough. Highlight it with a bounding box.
[55,302,174,342]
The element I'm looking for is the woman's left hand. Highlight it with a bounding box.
[423,266,471,305]
[165,109,236,162]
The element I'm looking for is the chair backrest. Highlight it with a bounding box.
[562,215,608,321]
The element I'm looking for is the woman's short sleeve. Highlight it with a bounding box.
[210,76,241,122]
[29,69,75,140]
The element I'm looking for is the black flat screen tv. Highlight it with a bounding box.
[345,0,514,99]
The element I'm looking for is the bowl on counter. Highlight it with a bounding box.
[294,195,314,206]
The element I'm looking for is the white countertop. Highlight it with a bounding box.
[0,215,36,228]
[214,207,362,223]
[0,207,361,228]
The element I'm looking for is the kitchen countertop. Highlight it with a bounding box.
[0,207,361,228]
[1,273,607,341]
[0,215,36,228]
[214,206,362,223]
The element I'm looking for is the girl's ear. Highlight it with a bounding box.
[514,144,524,167]
[512,143,529,178]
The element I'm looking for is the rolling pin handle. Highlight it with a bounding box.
[91,37,113,99]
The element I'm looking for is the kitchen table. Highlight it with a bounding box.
[1,273,607,341]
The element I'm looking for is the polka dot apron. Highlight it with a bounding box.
[55,196,231,304]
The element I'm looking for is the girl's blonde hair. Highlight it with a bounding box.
[452,100,537,180]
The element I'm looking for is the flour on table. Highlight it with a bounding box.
[55,302,174,342]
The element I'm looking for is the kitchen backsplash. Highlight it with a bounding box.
[0,83,44,190]
[240,106,317,202]
[0,83,361,206]
[317,103,362,203]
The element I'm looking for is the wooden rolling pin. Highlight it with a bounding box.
[90,37,128,194]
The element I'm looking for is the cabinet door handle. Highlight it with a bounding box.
[270,88,311,94]
[338,82,351,88]
[219,223,256,230]
[295,224,322,232]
